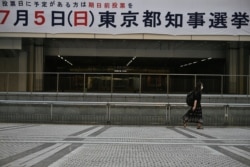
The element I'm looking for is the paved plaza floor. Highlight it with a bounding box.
[0,123,249,167]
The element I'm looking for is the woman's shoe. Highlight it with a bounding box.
[197,123,203,129]
[183,121,187,128]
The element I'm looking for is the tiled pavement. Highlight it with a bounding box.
[0,123,249,167]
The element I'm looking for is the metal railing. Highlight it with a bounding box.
[0,72,249,95]
[0,100,250,125]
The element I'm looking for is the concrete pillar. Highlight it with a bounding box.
[227,42,249,94]
[27,41,34,92]
[26,39,44,92]
[227,42,238,94]
[34,44,44,92]
[247,55,250,95]
[248,55,250,95]
[238,44,245,94]
[18,51,27,91]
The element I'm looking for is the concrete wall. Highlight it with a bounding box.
[0,103,249,126]
[0,51,27,92]
[1,33,250,41]
[0,92,249,103]
[0,93,249,126]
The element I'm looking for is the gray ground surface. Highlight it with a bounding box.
[0,123,249,167]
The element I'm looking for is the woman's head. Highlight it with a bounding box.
[195,81,203,91]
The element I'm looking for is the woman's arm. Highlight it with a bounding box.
[192,100,197,111]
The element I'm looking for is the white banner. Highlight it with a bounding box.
[0,0,250,35]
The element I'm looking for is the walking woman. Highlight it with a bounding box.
[183,82,204,129]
